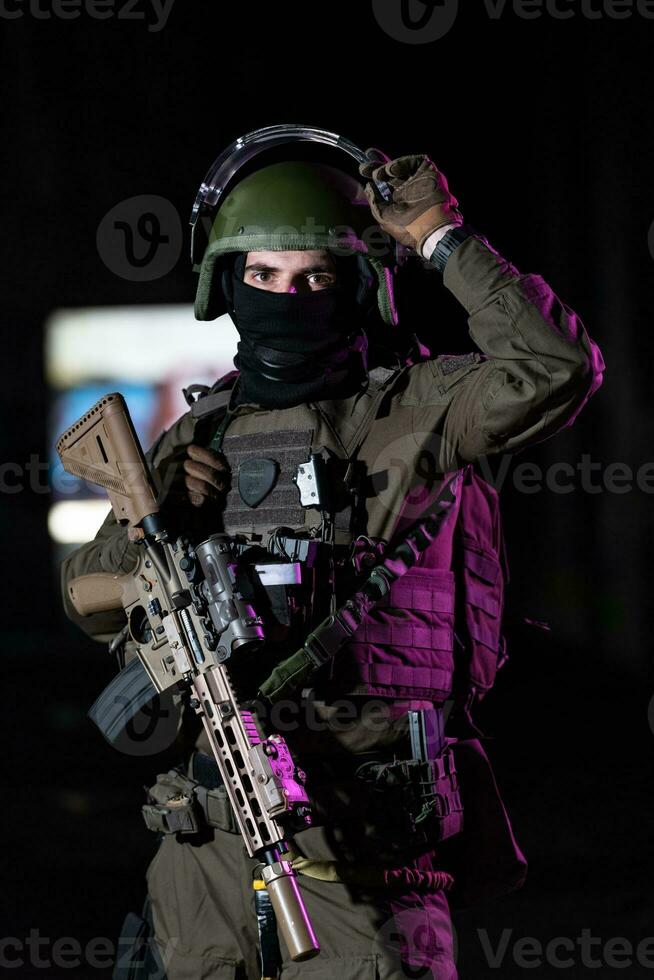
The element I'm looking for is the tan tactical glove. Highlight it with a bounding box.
[359,152,463,254]
[182,444,229,508]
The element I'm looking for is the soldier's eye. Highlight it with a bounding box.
[307,274,335,287]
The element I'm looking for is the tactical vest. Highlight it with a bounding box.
[327,466,507,705]
[186,366,508,708]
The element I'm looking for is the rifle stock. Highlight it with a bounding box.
[56,392,161,529]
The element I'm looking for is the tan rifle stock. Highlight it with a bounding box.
[56,392,160,528]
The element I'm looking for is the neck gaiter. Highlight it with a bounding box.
[230,277,368,408]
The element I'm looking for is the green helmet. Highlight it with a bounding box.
[193,160,398,326]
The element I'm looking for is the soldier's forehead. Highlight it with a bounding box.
[244,249,335,269]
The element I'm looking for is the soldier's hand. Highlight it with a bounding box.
[359,152,463,254]
[182,444,229,508]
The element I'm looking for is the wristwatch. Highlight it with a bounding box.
[427,224,483,273]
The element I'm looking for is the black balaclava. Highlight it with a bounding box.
[226,254,370,408]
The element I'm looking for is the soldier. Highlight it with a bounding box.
[61,147,604,980]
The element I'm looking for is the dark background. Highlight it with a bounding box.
[2,2,653,976]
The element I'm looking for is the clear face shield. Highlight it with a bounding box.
[189,123,399,268]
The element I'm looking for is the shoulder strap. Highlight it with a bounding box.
[182,370,240,421]
[179,371,241,452]
[191,388,233,421]
[341,364,410,458]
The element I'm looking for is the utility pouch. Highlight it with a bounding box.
[355,741,464,846]
[142,770,200,837]
[142,762,239,836]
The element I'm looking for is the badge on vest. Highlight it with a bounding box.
[238,458,280,508]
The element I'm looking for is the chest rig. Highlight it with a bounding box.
[185,366,508,709]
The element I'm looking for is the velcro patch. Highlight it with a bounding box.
[438,353,478,376]
[222,429,312,532]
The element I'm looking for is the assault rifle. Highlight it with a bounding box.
[56,392,319,963]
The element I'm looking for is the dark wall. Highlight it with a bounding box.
[3,3,653,976]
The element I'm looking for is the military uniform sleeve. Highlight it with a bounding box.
[417,235,605,465]
[60,410,196,643]
[59,507,140,642]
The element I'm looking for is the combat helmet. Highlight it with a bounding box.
[190,125,400,326]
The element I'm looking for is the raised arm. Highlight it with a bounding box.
[433,233,604,462]
[360,152,604,465]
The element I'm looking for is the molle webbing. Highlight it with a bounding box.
[329,568,456,699]
[454,466,508,699]
[221,429,313,534]
[258,476,461,706]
